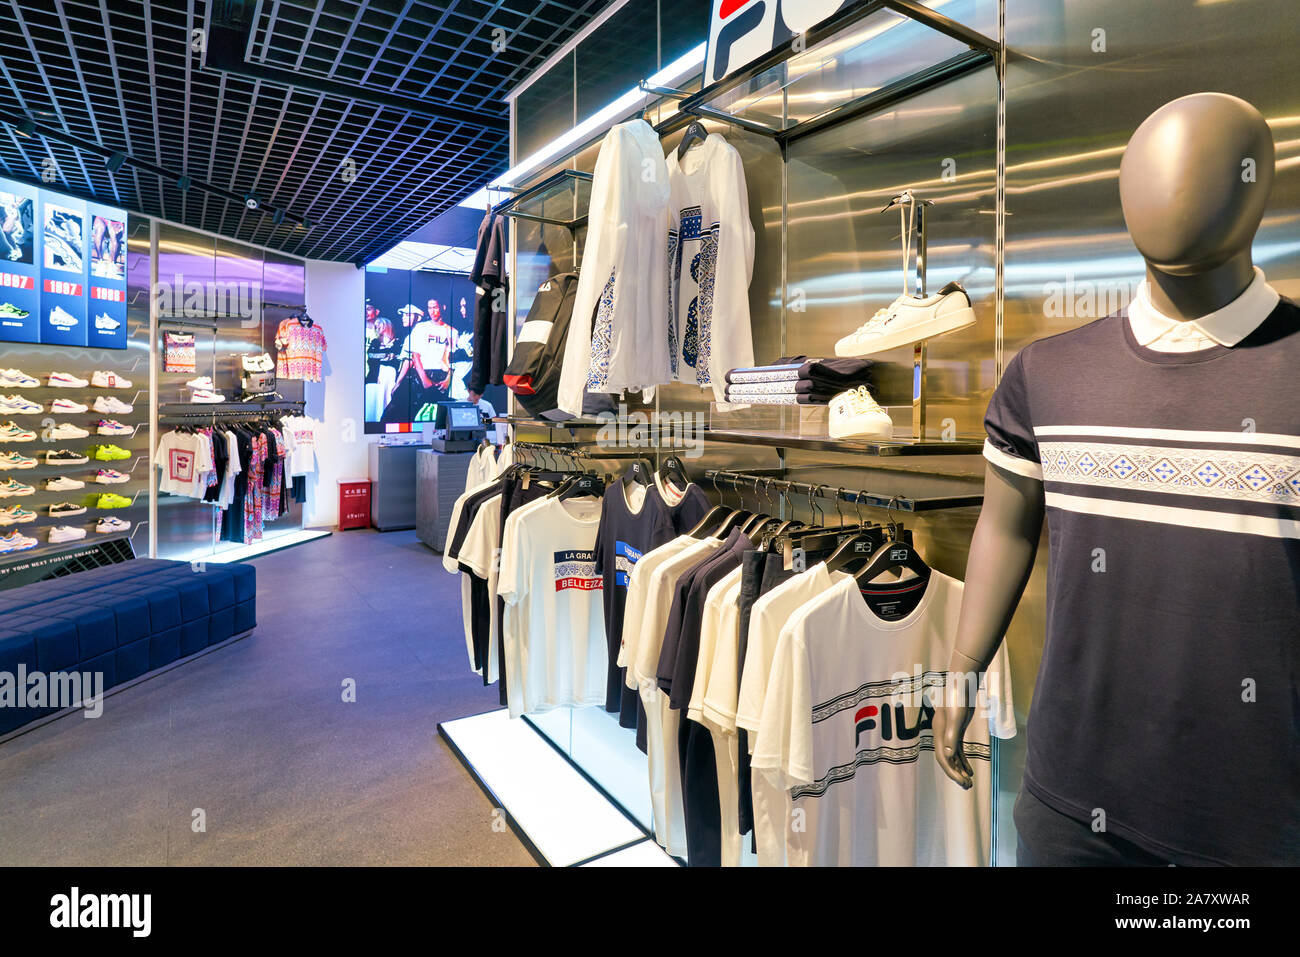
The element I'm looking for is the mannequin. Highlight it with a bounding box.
[932,93,1294,865]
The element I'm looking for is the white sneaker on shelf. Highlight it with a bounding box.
[51,398,89,414]
[0,369,39,389]
[48,525,88,544]
[834,282,977,358]
[186,376,215,391]
[0,395,42,414]
[91,370,132,389]
[0,422,37,442]
[48,372,89,388]
[96,419,135,436]
[93,396,133,414]
[829,386,894,440]
[190,389,226,404]
[46,475,85,491]
[48,423,90,440]
[95,516,131,535]
[0,531,37,552]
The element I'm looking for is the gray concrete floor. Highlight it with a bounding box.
[0,529,535,866]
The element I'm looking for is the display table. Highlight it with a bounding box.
[367,443,432,531]
[416,449,474,552]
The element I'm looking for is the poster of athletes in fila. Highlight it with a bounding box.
[363,266,498,433]
[0,175,128,349]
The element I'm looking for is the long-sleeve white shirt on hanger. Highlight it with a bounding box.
[667,133,755,404]
[557,119,671,416]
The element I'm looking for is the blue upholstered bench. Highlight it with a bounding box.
[0,558,256,735]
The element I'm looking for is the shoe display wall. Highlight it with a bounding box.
[0,354,145,562]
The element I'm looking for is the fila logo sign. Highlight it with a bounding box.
[705,0,850,85]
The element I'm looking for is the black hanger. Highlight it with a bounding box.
[677,120,708,160]
[623,458,653,488]
[556,472,605,501]
[853,529,932,587]
[658,455,690,492]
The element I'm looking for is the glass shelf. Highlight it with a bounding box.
[493,169,593,231]
[679,0,997,145]
[702,427,982,457]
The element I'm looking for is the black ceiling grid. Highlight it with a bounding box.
[0,0,610,263]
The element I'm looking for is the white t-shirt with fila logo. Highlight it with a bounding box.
[498,496,608,718]
[751,572,1015,866]
[155,431,214,499]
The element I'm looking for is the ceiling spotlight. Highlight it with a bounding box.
[176,175,191,191]
[14,117,35,138]
[105,151,127,173]
[244,192,260,210]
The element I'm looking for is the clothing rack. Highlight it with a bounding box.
[704,469,983,513]
[157,400,304,426]
[511,440,637,462]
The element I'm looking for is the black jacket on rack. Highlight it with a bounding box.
[469,208,509,394]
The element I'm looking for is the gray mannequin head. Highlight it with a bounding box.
[1119,93,1274,277]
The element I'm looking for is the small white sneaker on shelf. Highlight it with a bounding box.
[47,372,89,388]
[48,525,88,544]
[190,389,226,404]
[0,395,42,414]
[46,475,85,491]
[91,370,132,389]
[186,376,215,391]
[48,422,90,440]
[94,469,129,484]
[95,516,131,535]
[834,282,977,358]
[829,386,894,440]
[51,398,89,414]
[0,422,37,442]
[96,419,135,436]
[0,369,39,389]
[93,395,133,414]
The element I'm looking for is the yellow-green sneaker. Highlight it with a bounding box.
[96,492,132,509]
[93,444,131,461]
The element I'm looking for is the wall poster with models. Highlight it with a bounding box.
[363,266,503,434]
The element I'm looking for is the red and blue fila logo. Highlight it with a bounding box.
[854,700,935,748]
[706,0,850,85]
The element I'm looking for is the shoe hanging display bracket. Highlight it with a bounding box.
[880,191,936,441]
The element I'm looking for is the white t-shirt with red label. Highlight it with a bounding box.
[155,431,214,499]
[497,495,608,718]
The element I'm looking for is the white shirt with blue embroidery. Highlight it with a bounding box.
[558,119,671,416]
[667,134,755,405]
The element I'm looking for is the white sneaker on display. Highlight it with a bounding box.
[91,370,132,389]
[95,516,131,534]
[186,376,215,391]
[48,525,87,544]
[828,386,894,440]
[47,372,89,388]
[190,389,226,404]
[94,313,121,330]
[46,475,85,491]
[834,282,977,358]
[51,398,89,414]
[0,395,42,414]
[49,423,90,440]
[0,369,39,389]
[93,396,133,414]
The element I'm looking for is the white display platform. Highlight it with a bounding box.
[440,707,680,867]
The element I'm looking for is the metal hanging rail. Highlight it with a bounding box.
[704,469,982,513]
[492,169,593,232]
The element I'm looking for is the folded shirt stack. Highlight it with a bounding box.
[723,356,874,405]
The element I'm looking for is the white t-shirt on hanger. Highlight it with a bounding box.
[497,495,608,718]
[751,572,1016,867]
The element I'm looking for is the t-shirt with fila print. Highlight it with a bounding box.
[497,495,608,719]
[751,572,1015,867]
[983,297,1300,865]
